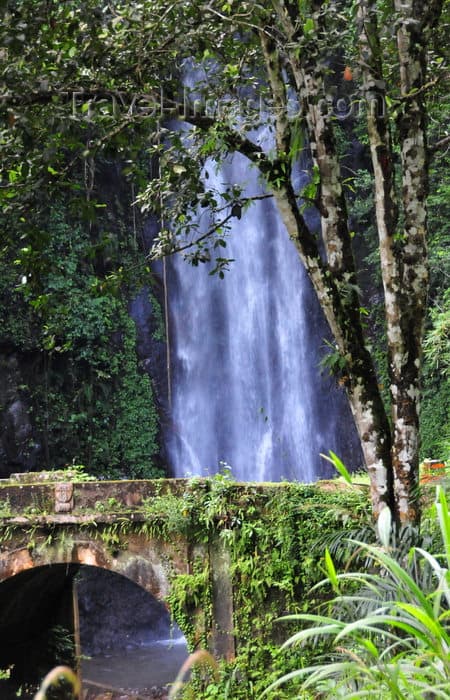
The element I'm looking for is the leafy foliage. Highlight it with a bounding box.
[423,290,450,379]
[0,0,449,518]
[141,472,373,699]
[0,211,162,478]
[267,487,450,699]
[421,289,450,461]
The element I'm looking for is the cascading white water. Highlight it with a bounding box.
[164,149,361,482]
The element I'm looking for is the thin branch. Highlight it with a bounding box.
[149,193,273,258]
[429,134,450,153]
[396,73,449,101]
[157,211,235,258]
[202,3,267,33]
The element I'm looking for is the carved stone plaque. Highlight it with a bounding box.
[55,482,74,513]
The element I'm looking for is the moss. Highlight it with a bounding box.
[139,474,373,698]
[0,211,163,479]
[0,475,373,698]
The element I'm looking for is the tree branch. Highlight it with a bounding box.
[429,134,450,153]
[149,194,273,258]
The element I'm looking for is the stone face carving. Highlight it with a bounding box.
[54,482,74,512]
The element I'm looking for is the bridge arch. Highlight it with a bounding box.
[0,529,181,600]
[0,476,237,671]
[0,559,189,697]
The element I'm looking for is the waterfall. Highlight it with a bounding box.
[163,150,362,482]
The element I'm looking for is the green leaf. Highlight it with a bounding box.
[303,17,314,35]
[320,451,352,484]
[324,547,339,593]
[435,486,450,569]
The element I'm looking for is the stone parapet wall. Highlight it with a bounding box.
[0,474,290,518]
[0,475,193,515]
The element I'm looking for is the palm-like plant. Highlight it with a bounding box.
[264,487,450,699]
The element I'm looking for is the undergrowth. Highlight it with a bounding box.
[140,471,373,699]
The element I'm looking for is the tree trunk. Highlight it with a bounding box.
[357,0,443,522]
[271,181,394,518]
[389,0,439,522]
[258,11,395,518]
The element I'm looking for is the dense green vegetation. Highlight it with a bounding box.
[139,473,375,699]
[268,487,450,698]
[147,474,449,699]
[1,0,448,520]
[420,136,450,460]
[0,208,163,478]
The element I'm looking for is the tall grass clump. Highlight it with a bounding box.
[265,486,450,699]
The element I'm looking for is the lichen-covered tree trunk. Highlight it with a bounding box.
[389,0,443,522]
[272,183,394,517]
[388,2,426,522]
[269,0,445,523]
[264,4,395,518]
[358,0,442,522]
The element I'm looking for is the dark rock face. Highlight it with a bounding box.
[128,285,170,473]
[0,353,40,477]
[0,563,79,697]
[77,567,173,655]
[129,288,167,407]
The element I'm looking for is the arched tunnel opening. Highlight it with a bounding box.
[0,564,189,699]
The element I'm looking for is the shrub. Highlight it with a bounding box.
[266,487,450,699]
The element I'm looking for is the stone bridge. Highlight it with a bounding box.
[0,471,240,695]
